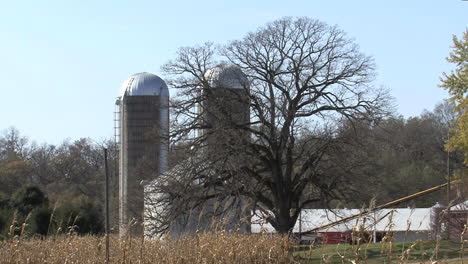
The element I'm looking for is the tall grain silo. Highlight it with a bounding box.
[117,72,169,237]
[200,64,250,154]
[198,64,251,233]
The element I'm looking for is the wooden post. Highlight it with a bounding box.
[298,210,302,241]
[104,148,110,263]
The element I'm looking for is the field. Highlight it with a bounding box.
[0,233,292,263]
[295,239,467,263]
[0,233,466,263]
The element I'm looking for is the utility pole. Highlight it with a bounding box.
[104,148,110,263]
[446,132,451,240]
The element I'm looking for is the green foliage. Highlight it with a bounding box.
[29,206,52,236]
[0,211,6,237]
[0,160,33,196]
[0,193,9,209]
[11,185,48,215]
[0,196,104,237]
[0,186,52,238]
[55,196,104,235]
[0,129,115,236]
[441,30,468,101]
[337,102,464,207]
[0,194,12,239]
[440,29,468,165]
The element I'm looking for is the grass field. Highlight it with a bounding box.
[294,239,467,263]
[0,233,466,263]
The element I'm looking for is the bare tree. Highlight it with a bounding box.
[147,17,391,234]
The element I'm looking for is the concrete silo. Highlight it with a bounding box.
[117,72,169,236]
[143,65,251,237]
[200,64,250,154]
[197,64,251,233]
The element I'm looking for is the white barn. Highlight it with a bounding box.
[252,207,435,243]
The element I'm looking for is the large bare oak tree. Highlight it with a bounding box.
[147,17,390,234]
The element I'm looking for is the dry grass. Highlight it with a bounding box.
[0,233,293,264]
[295,239,467,263]
[1,233,466,263]
[1,206,466,263]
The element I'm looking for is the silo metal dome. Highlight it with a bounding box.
[204,65,248,89]
[120,72,169,97]
[198,64,250,147]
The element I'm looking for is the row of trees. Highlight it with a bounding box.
[0,134,118,201]
[0,185,103,238]
[0,132,114,237]
[338,102,464,207]
[0,101,462,235]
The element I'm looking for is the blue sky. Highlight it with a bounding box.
[0,0,467,144]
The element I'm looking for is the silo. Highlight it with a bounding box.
[143,65,250,237]
[117,72,169,236]
[430,202,446,240]
[198,64,251,233]
[200,64,250,154]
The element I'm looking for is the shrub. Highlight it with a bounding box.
[30,206,52,236]
[55,196,104,235]
[0,194,10,236]
[0,193,9,209]
[0,211,5,236]
[11,185,48,215]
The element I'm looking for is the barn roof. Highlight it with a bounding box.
[251,208,433,233]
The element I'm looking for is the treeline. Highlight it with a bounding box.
[0,101,464,237]
[335,101,465,207]
[0,185,103,239]
[0,135,118,238]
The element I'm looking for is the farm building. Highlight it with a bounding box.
[143,155,250,237]
[251,201,467,243]
[447,200,468,239]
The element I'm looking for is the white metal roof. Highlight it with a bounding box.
[451,200,468,210]
[251,208,432,233]
[120,72,169,97]
[204,65,248,89]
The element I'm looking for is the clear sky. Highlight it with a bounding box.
[0,0,467,145]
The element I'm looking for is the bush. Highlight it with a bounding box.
[0,194,10,236]
[0,188,104,237]
[0,193,10,209]
[0,207,15,239]
[55,196,104,235]
[0,211,6,236]
[30,206,52,236]
[11,185,48,215]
